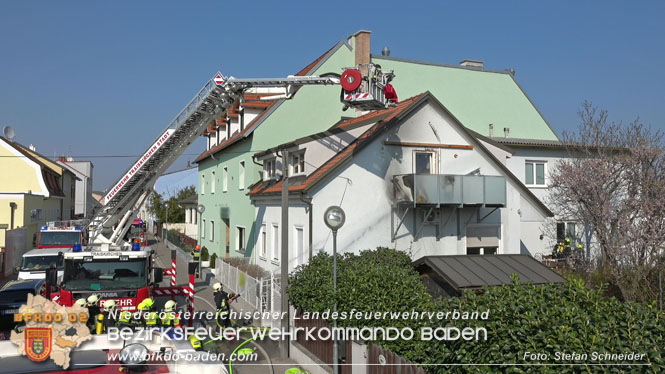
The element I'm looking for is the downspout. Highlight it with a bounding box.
[300,193,313,261]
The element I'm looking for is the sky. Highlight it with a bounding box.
[1,1,663,190]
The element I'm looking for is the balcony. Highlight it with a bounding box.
[393,174,506,207]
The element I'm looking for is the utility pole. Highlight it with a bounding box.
[280,149,290,358]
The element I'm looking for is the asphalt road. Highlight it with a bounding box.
[148,235,303,374]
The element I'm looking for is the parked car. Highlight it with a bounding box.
[0,279,45,329]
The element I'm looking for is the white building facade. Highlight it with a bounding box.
[250,94,555,273]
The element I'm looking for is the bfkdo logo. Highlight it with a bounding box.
[25,328,52,362]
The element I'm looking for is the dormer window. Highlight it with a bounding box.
[264,158,277,180]
[291,152,305,175]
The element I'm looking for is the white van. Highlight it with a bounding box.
[17,248,71,282]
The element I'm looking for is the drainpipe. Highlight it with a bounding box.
[300,194,313,261]
[9,202,17,230]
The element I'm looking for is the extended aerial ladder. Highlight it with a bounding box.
[89,64,396,247]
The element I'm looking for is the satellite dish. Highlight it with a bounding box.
[3,126,15,140]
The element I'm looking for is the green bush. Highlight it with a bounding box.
[288,248,435,363]
[423,276,665,373]
[287,249,665,373]
[210,253,217,268]
[200,246,209,261]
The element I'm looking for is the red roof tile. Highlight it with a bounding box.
[249,93,428,196]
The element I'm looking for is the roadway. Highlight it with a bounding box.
[148,234,302,374]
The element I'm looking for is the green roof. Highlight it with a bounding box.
[373,55,559,141]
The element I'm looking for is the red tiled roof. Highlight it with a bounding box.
[194,44,339,164]
[249,93,428,196]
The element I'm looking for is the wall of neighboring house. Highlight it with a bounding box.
[66,161,93,218]
[0,140,49,196]
[0,194,25,248]
[254,199,310,273]
[506,146,597,258]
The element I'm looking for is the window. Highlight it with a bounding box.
[295,226,304,266]
[264,158,276,180]
[210,220,215,242]
[201,219,206,239]
[466,247,497,255]
[525,161,546,186]
[239,161,245,190]
[259,224,267,258]
[223,166,228,192]
[211,171,216,194]
[557,222,576,246]
[291,152,305,175]
[236,226,245,252]
[415,151,436,174]
[201,175,205,194]
[466,225,499,255]
[272,224,279,262]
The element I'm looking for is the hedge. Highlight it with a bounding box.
[287,248,665,373]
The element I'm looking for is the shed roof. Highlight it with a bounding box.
[413,255,565,290]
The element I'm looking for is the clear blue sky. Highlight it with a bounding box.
[1,1,663,190]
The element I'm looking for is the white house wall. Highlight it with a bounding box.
[253,101,552,270]
[254,199,310,274]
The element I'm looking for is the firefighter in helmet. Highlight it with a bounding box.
[213,282,231,329]
[74,298,87,308]
[193,244,201,278]
[137,298,158,328]
[96,300,117,334]
[161,300,181,328]
[86,294,100,332]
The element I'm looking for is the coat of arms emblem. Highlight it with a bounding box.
[25,328,52,362]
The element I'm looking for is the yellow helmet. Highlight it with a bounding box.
[164,300,177,312]
[138,298,155,311]
[87,294,99,307]
[103,300,116,312]
[213,283,222,292]
[74,298,87,308]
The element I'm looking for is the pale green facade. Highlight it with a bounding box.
[197,36,560,260]
[197,41,356,259]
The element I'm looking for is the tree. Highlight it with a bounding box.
[148,185,196,224]
[548,101,665,303]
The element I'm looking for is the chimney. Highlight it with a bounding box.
[381,46,390,56]
[460,59,484,69]
[29,144,36,151]
[353,30,371,68]
[489,124,494,137]
[504,127,510,138]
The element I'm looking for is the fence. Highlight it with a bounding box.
[215,260,262,311]
[293,311,352,374]
[368,344,426,374]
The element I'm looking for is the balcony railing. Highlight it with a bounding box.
[393,174,506,207]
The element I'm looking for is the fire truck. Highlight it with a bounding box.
[48,64,396,311]
[37,221,86,249]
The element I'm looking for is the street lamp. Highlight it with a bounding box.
[324,205,345,374]
[196,204,205,242]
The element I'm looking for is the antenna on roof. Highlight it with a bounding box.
[3,126,15,141]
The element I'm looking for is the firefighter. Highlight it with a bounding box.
[189,334,203,351]
[74,298,87,308]
[161,300,181,328]
[137,298,158,328]
[193,244,201,278]
[213,282,231,329]
[96,300,117,334]
[117,308,134,330]
[86,294,100,332]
